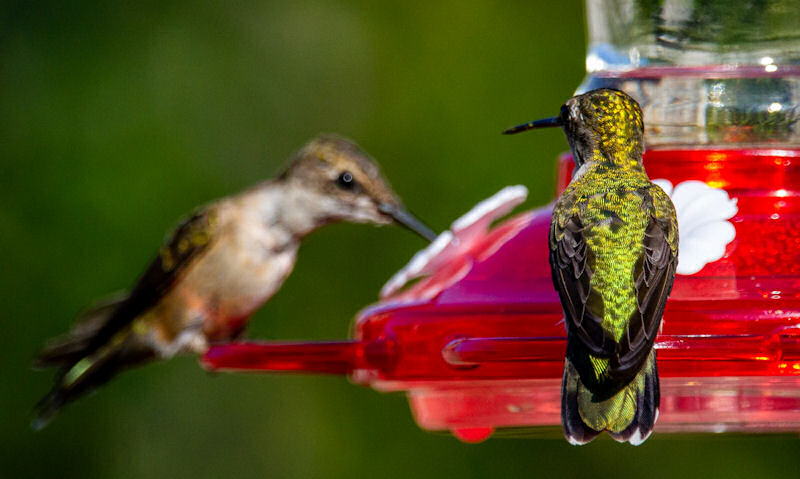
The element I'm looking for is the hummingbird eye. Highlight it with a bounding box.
[336,171,358,191]
[559,104,570,123]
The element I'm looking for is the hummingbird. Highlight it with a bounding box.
[505,89,678,445]
[33,135,436,429]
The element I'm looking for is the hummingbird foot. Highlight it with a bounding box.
[152,326,209,358]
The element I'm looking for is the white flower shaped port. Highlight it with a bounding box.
[652,179,738,275]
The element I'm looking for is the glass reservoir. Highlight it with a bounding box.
[203,0,800,442]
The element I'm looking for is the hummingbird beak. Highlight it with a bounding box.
[503,116,562,134]
[378,203,438,242]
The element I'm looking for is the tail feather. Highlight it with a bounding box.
[33,351,117,430]
[32,293,154,430]
[32,339,154,430]
[561,361,601,445]
[608,353,660,445]
[562,351,660,446]
[32,387,67,432]
[33,294,127,369]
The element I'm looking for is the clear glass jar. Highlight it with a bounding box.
[582,0,800,147]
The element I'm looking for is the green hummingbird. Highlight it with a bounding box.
[505,89,678,445]
[33,135,436,429]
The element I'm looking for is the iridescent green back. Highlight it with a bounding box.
[552,88,677,380]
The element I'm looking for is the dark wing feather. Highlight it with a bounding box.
[616,216,676,376]
[551,196,676,395]
[550,216,614,358]
[83,207,219,355]
[34,293,127,368]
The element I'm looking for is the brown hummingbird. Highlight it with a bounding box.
[33,135,436,429]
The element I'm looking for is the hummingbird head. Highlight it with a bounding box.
[279,135,437,241]
[504,88,644,169]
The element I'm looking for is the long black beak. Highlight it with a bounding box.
[379,203,438,242]
[503,116,562,135]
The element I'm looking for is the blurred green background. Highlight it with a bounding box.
[2,1,797,477]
